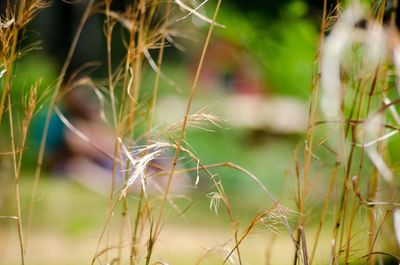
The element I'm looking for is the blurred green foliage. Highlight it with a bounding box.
[11,53,58,96]
[216,1,318,98]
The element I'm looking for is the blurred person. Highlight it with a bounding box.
[46,85,189,195]
[60,85,117,193]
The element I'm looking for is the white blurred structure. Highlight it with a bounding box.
[156,95,308,134]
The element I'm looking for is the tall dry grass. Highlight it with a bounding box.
[297,1,400,264]
[2,0,400,265]
[2,0,280,264]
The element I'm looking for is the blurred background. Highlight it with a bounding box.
[3,0,326,187]
[1,0,373,264]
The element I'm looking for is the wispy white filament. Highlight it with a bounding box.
[207,191,222,215]
[173,0,225,27]
[119,139,171,198]
[0,69,6,79]
[384,97,400,125]
[176,0,209,22]
[366,147,393,182]
[358,130,399,148]
[143,48,179,89]
[0,18,14,28]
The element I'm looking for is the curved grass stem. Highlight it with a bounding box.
[147,2,223,263]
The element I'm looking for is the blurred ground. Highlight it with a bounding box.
[1,178,334,265]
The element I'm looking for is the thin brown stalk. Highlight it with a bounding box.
[366,162,379,265]
[0,25,18,125]
[17,86,38,173]
[27,0,95,247]
[118,2,141,134]
[116,193,129,265]
[330,80,367,265]
[116,3,147,263]
[300,225,309,265]
[17,85,40,256]
[310,77,363,265]
[168,136,250,265]
[222,207,278,265]
[104,1,118,262]
[127,2,145,137]
[366,188,400,264]
[7,95,25,265]
[128,2,172,264]
[146,2,170,134]
[105,0,117,128]
[303,1,328,264]
[0,0,27,125]
[92,197,121,265]
[147,2,223,264]
[194,160,243,265]
[129,189,145,265]
[343,69,380,265]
